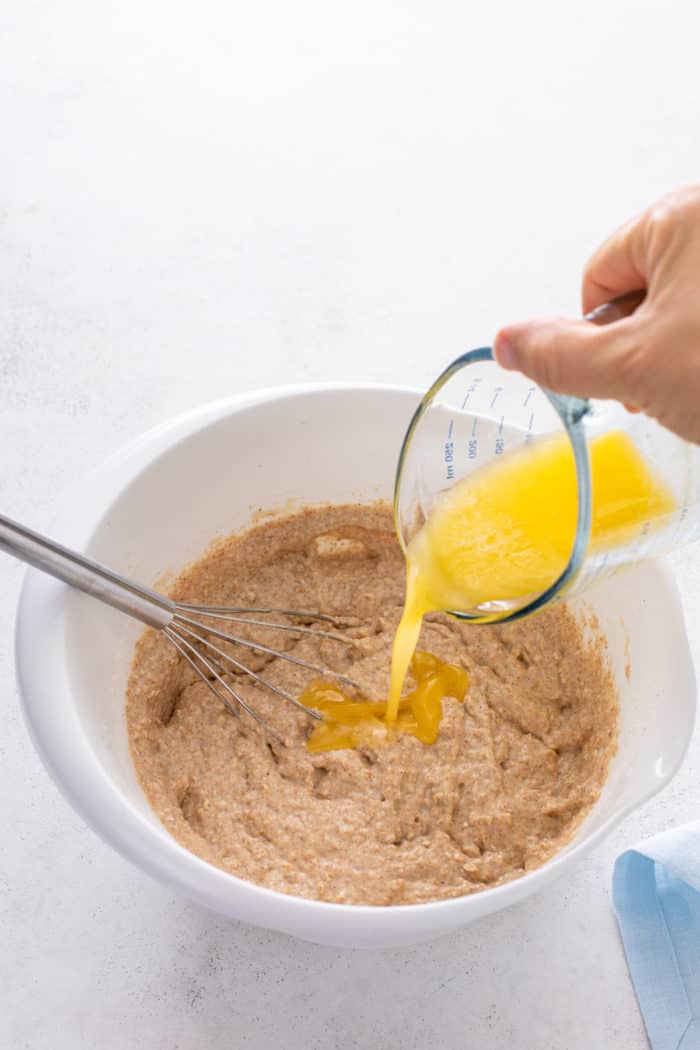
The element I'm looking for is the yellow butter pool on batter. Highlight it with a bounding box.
[302,650,468,753]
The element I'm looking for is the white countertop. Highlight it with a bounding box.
[2,2,700,1046]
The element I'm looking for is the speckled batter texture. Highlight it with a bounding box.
[127,504,618,906]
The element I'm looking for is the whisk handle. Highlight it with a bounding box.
[0,513,175,629]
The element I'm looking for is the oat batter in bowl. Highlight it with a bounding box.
[127,503,618,906]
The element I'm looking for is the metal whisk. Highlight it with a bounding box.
[1,513,358,742]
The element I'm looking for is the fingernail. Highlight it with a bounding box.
[494,335,518,371]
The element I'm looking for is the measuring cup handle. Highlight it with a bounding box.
[585,288,646,325]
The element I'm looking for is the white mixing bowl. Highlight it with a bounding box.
[15,385,697,948]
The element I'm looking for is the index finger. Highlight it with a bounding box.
[581,212,648,315]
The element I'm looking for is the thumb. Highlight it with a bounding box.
[493,315,641,402]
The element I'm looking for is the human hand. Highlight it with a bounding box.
[493,185,700,443]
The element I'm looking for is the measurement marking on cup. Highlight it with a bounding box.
[494,416,505,455]
[490,387,503,409]
[447,419,454,439]
[468,418,479,459]
[444,438,455,480]
[525,412,535,444]
[523,387,536,407]
[461,377,482,409]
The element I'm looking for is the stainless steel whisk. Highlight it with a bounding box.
[0,513,358,742]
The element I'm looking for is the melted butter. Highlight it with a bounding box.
[303,651,469,753]
[385,429,675,726]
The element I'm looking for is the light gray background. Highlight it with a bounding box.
[2,2,699,1047]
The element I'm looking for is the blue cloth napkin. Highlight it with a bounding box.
[613,823,700,1050]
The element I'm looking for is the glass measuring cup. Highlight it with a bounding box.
[394,292,700,624]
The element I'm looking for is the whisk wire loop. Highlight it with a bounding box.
[165,626,285,744]
[171,619,324,720]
